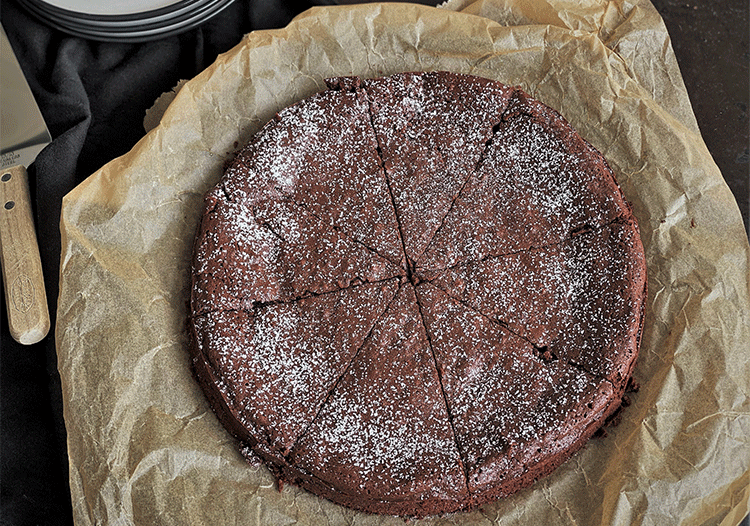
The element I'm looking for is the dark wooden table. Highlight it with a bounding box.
[0,1,747,525]
[652,0,748,235]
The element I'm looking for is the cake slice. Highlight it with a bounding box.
[191,197,403,314]
[216,79,404,266]
[417,88,631,272]
[415,282,618,500]
[189,278,400,460]
[364,71,513,265]
[423,219,646,386]
[284,284,470,517]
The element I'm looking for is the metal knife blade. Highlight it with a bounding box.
[1,27,51,169]
[0,25,51,345]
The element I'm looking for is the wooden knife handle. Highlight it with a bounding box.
[0,164,50,344]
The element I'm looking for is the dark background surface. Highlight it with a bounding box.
[0,0,747,525]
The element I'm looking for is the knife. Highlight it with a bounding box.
[0,25,50,345]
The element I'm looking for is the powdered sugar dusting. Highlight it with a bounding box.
[194,279,399,453]
[189,72,645,516]
[365,71,513,263]
[416,89,629,272]
[191,199,281,314]
[415,282,615,491]
[291,285,467,501]
[429,221,645,382]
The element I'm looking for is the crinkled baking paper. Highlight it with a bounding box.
[57,1,750,524]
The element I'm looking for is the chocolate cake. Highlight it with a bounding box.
[188,71,647,517]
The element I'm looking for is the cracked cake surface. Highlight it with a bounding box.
[188,71,647,517]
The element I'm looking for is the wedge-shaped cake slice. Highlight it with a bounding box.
[417,89,631,272]
[191,197,281,314]
[425,220,646,386]
[365,71,512,264]
[286,284,470,517]
[189,279,400,461]
[191,197,402,314]
[215,78,404,266]
[415,282,617,500]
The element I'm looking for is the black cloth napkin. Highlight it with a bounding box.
[0,1,315,524]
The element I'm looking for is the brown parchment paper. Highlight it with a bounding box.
[57,2,750,525]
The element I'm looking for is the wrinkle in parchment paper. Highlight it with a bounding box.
[57,2,750,525]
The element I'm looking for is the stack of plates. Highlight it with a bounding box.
[17,0,236,43]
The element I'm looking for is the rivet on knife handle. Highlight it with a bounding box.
[0,165,50,344]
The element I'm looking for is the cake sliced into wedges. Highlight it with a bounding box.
[188,71,647,518]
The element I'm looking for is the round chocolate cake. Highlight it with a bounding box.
[188,71,647,517]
